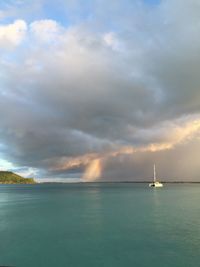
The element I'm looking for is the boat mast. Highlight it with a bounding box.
[154,164,156,182]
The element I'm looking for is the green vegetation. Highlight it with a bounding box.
[0,171,36,184]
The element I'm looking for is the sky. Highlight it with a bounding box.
[1,0,200,182]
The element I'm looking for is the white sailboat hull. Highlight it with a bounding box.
[149,182,163,187]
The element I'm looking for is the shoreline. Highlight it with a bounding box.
[33,181,200,184]
[1,181,200,185]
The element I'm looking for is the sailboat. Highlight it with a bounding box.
[149,164,163,188]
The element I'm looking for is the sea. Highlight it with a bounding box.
[0,183,200,267]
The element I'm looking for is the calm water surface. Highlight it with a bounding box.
[0,183,200,267]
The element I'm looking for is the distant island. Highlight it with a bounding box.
[0,171,36,184]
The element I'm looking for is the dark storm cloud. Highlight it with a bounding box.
[102,137,200,182]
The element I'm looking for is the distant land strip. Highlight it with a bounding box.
[39,181,200,184]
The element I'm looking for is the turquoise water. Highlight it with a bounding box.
[0,183,200,267]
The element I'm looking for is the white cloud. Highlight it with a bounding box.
[0,19,27,49]
[0,159,14,170]
[30,19,63,43]
[15,167,38,178]
[103,32,123,51]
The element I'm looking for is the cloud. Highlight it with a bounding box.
[12,166,38,178]
[50,115,200,181]
[30,20,63,43]
[0,19,27,49]
[0,1,200,181]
